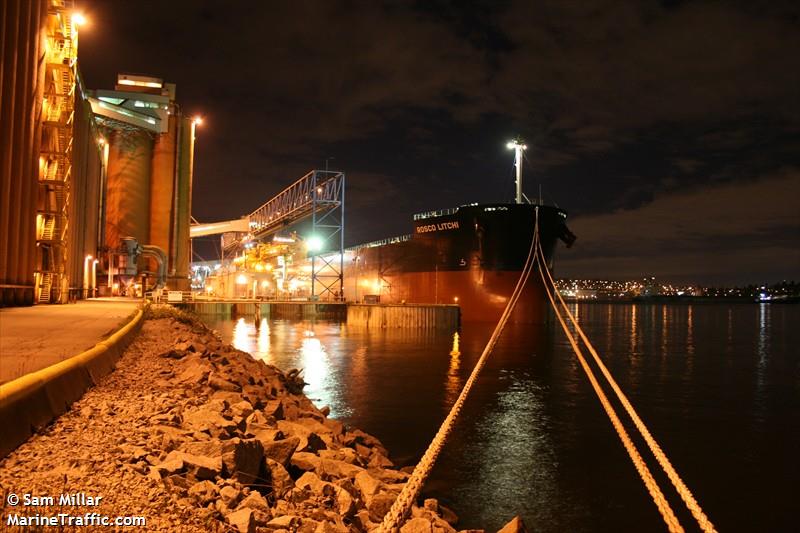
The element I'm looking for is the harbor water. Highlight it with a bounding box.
[202,303,798,532]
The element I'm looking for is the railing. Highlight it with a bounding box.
[247,170,344,240]
[412,207,459,221]
[347,234,412,251]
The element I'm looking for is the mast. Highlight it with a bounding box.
[506,138,527,204]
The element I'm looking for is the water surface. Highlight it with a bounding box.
[203,303,799,532]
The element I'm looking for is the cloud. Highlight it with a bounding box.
[557,168,800,283]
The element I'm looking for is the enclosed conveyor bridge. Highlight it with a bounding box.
[190,169,344,244]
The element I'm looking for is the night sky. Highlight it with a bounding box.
[77,1,799,285]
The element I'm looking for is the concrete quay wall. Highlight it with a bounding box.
[179,301,460,329]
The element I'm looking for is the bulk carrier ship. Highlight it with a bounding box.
[342,141,576,322]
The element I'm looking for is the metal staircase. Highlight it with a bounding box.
[38,273,53,303]
[35,1,78,304]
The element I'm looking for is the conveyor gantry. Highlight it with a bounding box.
[190,169,345,300]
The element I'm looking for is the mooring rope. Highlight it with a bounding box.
[535,248,685,533]
[536,240,717,533]
[376,210,543,533]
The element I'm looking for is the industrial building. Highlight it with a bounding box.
[0,0,197,306]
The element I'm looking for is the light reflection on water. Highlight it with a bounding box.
[203,303,800,532]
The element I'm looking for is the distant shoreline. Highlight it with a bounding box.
[561,296,799,304]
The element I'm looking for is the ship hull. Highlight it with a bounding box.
[342,204,573,323]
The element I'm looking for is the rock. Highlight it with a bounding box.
[177,356,213,384]
[267,515,300,529]
[160,348,187,359]
[335,486,356,518]
[298,519,321,533]
[353,510,375,532]
[424,498,439,513]
[401,518,434,533]
[265,458,293,498]
[315,520,347,533]
[496,516,527,533]
[162,450,221,480]
[296,433,327,453]
[227,508,256,533]
[296,471,326,492]
[318,458,365,480]
[259,436,299,467]
[262,399,285,419]
[183,406,238,436]
[236,491,270,513]
[222,438,264,485]
[354,470,383,505]
[317,448,356,464]
[188,480,218,506]
[368,453,394,468]
[231,400,255,419]
[208,373,241,392]
[220,485,242,507]
[368,467,409,483]
[211,390,245,405]
[181,439,222,458]
[367,491,396,522]
[151,456,184,478]
[291,451,322,472]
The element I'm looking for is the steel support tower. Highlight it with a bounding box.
[310,170,345,301]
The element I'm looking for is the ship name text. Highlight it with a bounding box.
[416,221,459,233]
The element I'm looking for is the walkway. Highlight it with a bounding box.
[0,298,140,384]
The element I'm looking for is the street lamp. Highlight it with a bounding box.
[506,139,527,204]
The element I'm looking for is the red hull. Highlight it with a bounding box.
[345,269,546,323]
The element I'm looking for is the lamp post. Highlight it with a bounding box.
[91,259,99,297]
[83,255,93,299]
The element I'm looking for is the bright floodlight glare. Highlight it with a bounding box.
[73,13,87,25]
[306,235,323,252]
[193,116,203,126]
[506,141,515,149]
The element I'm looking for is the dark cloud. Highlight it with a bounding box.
[78,0,800,282]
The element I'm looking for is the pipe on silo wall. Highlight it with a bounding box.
[105,128,153,250]
[69,84,103,298]
[173,116,195,289]
[150,113,177,272]
[0,0,20,307]
[7,0,34,306]
[17,0,45,306]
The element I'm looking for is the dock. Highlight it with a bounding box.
[176,300,460,329]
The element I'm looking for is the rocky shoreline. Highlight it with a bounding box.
[0,308,518,533]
